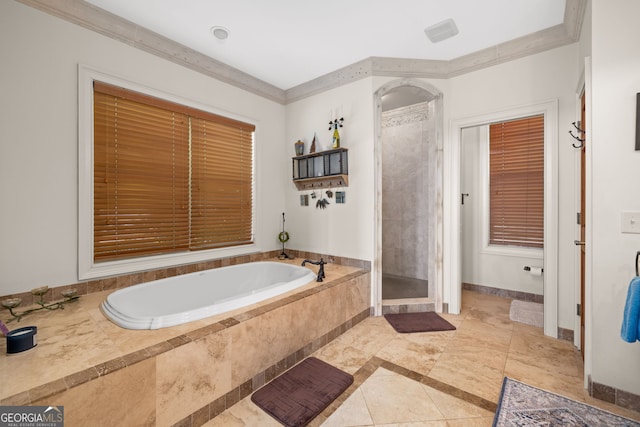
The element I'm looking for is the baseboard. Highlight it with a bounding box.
[557,327,574,343]
[588,375,640,414]
[462,282,543,304]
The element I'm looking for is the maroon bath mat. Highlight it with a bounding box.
[384,311,456,333]
[251,357,353,427]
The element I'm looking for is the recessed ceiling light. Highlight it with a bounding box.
[210,26,229,40]
[424,18,459,43]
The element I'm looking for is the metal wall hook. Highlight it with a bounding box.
[569,130,585,148]
[572,121,585,134]
[569,121,585,148]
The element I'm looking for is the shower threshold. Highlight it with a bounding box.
[382,297,435,315]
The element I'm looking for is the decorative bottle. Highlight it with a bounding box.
[329,117,344,149]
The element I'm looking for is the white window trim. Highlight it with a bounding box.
[477,125,544,260]
[78,64,257,280]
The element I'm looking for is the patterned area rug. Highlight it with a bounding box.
[493,377,640,426]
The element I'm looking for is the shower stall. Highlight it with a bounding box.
[379,86,439,301]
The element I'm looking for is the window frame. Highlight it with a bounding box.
[78,65,257,280]
[486,114,545,250]
[478,112,549,260]
[477,134,543,260]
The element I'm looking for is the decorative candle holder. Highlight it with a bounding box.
[31,286,50,304]
[1,298,22,310]
[61,289,78,299]
[1,287,80,323]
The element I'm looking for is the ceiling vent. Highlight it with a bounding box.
[424,18,459,43]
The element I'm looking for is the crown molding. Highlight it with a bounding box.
[15,0,287,104]
[16,0,586,105]
[287,0,587,103]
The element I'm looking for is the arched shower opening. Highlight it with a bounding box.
[373,79,444,315]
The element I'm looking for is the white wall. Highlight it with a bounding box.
[589,0,640,396]
[341,47,579,325]
[0,1,286,295]
[284,79,375,261]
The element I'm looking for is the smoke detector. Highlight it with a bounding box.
[424,18,459,43]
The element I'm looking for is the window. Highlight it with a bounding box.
[489,115,544,248]
[93,81,254,262]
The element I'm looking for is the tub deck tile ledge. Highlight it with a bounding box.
[0,261,370,414]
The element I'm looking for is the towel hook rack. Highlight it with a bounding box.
[569,121,585,148]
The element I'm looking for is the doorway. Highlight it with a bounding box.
[373,79,444,315]
[446,101,558,336]
[380,90,431,299]
[460,122,544,308]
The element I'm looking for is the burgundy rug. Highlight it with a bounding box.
[251,357,353,427]
[384,311,456,333]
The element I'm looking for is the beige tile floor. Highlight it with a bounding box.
[205,290,640,426]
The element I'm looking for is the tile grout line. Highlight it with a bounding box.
[376,356,499,413]
[309,354,498,426]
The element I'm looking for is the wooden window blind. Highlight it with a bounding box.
[489,115,544,248]
[93,82,254,262]
[191,117,254,249]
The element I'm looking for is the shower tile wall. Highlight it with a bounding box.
[381,101,436,291]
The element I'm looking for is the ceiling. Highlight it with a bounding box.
[83,0,567,91]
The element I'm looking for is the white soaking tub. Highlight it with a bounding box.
[101,261,316,330]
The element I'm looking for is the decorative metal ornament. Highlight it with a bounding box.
[278,212,292,259]
[316,198,330,209]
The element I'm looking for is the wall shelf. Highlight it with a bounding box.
[292,148,348,190]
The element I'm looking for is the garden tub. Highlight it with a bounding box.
[101,261,316,329]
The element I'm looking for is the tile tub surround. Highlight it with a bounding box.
[0,258,371,426]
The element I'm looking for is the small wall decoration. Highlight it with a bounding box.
[336,191,346,204]
[277,212,292,259]
[329,116,345,149]
[310,133,317,153]
[300,194,309,206]
[316,198,330,209]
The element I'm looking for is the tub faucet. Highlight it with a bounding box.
[302,258,326,282]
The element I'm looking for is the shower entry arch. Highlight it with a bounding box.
[373,79,444,315]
